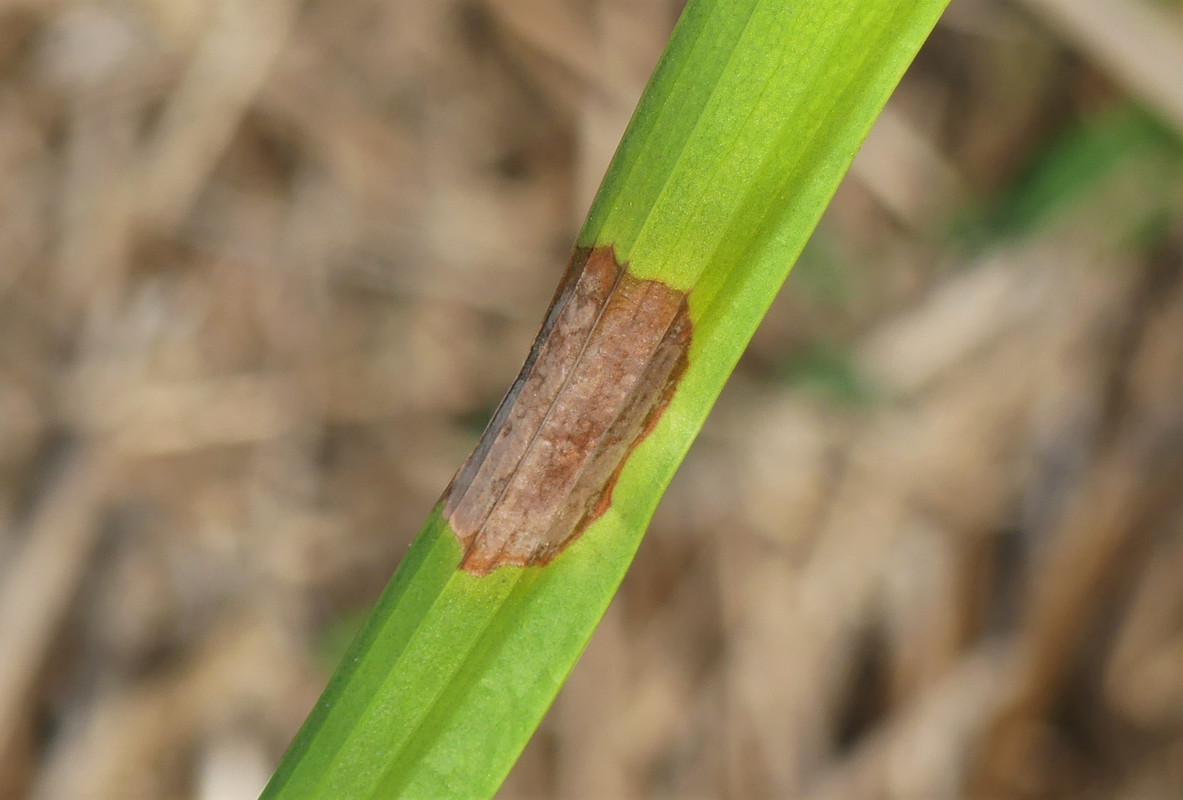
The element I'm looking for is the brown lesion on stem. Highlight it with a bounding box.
[442,246,692,575]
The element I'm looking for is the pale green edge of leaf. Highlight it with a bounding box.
[261,1,949,798]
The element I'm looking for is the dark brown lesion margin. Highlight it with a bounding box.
[441,246,692,575]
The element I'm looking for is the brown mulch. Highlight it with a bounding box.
[0,1,1182,798]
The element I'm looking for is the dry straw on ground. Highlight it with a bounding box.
[0,1,1182,798]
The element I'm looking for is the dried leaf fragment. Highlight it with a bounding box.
[443,246,691,574]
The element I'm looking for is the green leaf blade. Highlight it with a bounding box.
[262,1,951,797]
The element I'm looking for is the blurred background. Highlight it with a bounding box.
[0,0,1181,798]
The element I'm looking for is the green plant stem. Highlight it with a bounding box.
[262,1,949,797]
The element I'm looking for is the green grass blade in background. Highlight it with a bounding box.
[261,1,950,797]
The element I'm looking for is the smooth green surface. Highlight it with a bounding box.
[262,1,949,798]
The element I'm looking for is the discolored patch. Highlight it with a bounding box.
[442,246,692,575]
